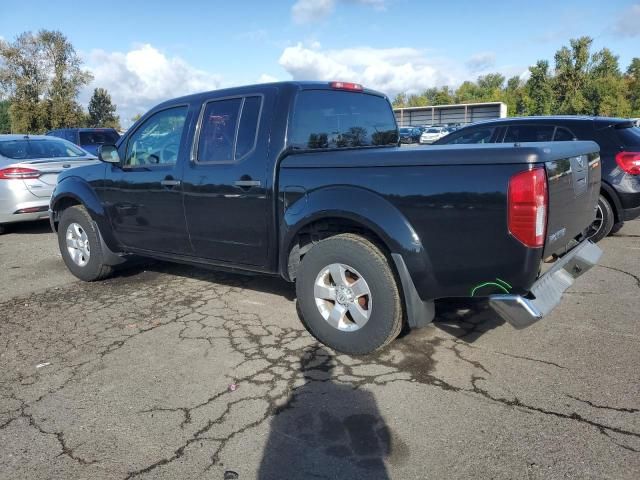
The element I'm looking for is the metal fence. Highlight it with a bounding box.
[394,102,507,127]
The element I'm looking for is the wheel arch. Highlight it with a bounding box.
[600,182,623,224]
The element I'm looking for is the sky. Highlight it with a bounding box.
[1,0,639,125]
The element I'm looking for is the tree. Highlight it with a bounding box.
[627,58,640,116]
[88,88,120,128]
[526,60,554,115]
[0,100,11,133]
[0,30,92,133]
[553,36,592,114]
[131,113,143,123]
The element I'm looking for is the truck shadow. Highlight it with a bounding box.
[115,261,504,341]
[432,298,505,343]
[1,220,52,235]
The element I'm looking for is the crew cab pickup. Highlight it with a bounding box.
[50,81,603,354]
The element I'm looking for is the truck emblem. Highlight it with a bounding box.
[549,228,566,243]
[576,156,585,168]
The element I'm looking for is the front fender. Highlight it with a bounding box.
[50,176,119,252]
[280,186,438,325]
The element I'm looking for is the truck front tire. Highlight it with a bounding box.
[295,234,403,355]
[58,205,114,282]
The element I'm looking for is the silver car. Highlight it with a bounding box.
[0,135,98,234]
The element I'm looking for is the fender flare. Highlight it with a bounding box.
[50,176,120,254]
[280,185,436,328]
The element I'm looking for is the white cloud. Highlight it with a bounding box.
[612,4,640,37]
[466,52,496,73]
[279,43,462,96]
[83,44,222,123]
[291,0,385,24]
[257,73,279,83]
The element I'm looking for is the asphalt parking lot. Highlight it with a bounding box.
[1,220,639,480]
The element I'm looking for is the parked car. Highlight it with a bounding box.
[46,128,120,156]
[434,116,640,241]
[420,126,448,144]
[399,126,422,144]
[0,135,98,234]
[50,81,602,354]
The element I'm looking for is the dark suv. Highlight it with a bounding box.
[46,128,120,156]
[435,116,640,241]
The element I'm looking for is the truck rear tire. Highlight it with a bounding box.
[295,233,403,355]
[587,195,614,243]
[58,205,114,282]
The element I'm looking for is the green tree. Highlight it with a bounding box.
[627,58,640,116]
[0,30,92,133]
[392,92,407,108]
[0,100,11,133]
[88,88,120,128]
[526,60,554,115]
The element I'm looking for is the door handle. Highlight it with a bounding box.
[161,179,181,187]
[234,180,261,188]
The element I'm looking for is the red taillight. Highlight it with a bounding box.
[615,151,640,175]
[0,167,41,180]
[508,167,547,248]
[329,81,364,91]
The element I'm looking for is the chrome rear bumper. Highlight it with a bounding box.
[489,240,602,329]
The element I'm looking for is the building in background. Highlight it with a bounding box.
[394,102,507,127]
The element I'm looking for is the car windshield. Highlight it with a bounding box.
[399,128,411,134]
[79,130,120,145]
[0,138,87,160]
[427,128,440,133]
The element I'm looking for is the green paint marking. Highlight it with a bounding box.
[471,282,510,297]
[495,278,513,290]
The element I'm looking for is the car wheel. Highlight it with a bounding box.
[586,195,614,243]
[295,233,403,355]
[58,205,113,281]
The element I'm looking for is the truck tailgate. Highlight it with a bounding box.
[544,145,601,257]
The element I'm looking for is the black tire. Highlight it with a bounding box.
[58,205,113,281]
[295,234,403,355]
[610,222,624,235]
[587,195,614,243]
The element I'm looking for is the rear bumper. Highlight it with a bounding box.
[489,240,602,329]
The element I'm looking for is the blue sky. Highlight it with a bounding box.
[1,0,639,123]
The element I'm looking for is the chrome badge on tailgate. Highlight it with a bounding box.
[571,155,588,196]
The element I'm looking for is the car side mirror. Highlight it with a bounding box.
[98,144,121,164]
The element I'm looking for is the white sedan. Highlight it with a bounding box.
[419,127,449,144]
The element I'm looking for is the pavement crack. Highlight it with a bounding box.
[566,394,639,413]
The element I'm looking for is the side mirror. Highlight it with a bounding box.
[98,144,121,164]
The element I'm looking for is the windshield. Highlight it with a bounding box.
[399,128,411,134]
[0,138,87,160]
[427,128,441,133]
[79,130,120,146]
[289,90,398,150]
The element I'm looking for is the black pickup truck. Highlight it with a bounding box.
[50,81,603,354]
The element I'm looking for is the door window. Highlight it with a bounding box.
[442,127,497,144]
[124,106,188,166]
[195,96,262,163]
[503,125,554,143]
[553,127,576,141]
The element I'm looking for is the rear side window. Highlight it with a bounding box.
[504,125,554,143]
[553,127,576,141]
[196,96,262,163]
[289,90,398,150]
[439,127,497,144]
[615,126,640,146]
[79,130,119,145]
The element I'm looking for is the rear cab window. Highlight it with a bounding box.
[288,90,398,150]
[79,130,119,146]
[438,126,498,144]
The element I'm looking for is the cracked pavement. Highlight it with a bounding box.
[0,220,639,479]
